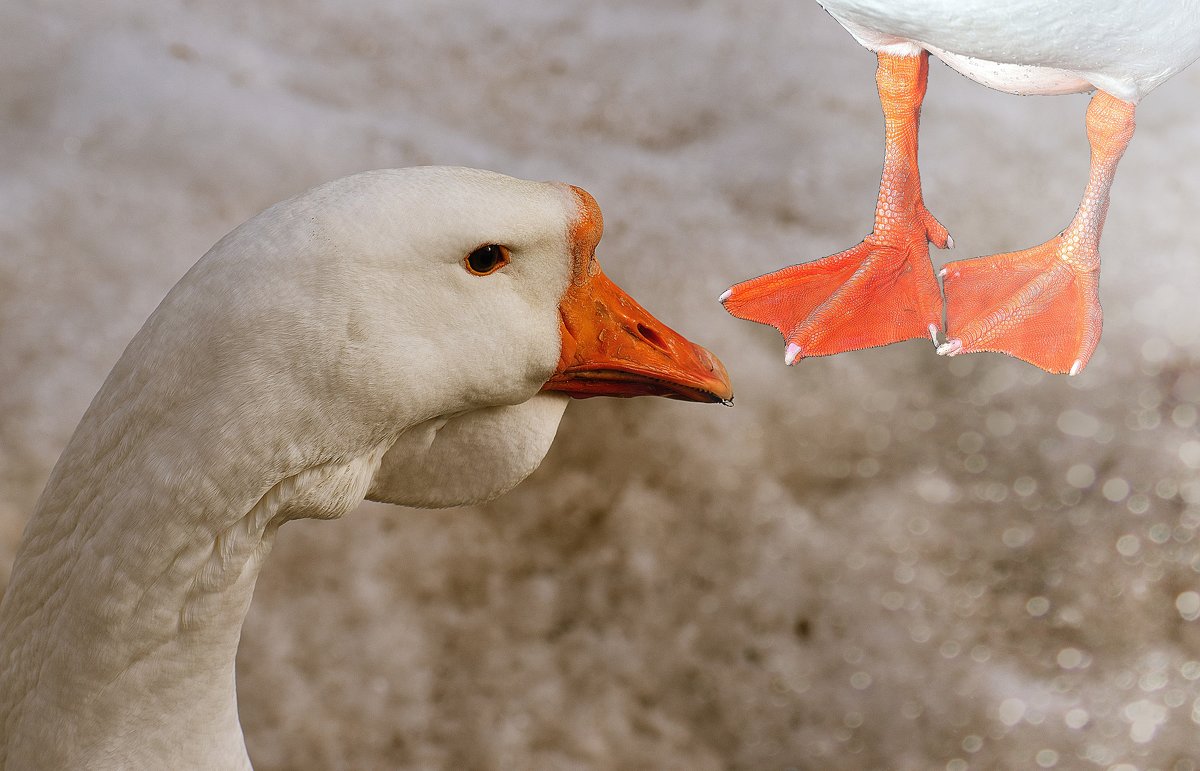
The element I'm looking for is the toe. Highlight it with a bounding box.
[921,209,953,250]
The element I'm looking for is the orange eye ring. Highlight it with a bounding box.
[464,244,511,276]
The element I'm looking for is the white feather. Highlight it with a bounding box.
[819,0,1200,100]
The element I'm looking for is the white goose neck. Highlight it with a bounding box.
[0,390,388,769]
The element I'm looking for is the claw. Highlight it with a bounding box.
[718,288,732,304]
[936,339,963,357]
[785,342,802,366]
[928,324,939,346]
[1069,359,1082,376]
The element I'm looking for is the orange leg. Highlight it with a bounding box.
[939,91,1136,375]
[721,51,950,365]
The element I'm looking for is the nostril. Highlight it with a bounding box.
[636,323,670,353]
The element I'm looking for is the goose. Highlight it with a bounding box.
[721,0,1200,375]
[0,166,733,769]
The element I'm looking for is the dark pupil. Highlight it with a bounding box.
[468,245,502,273]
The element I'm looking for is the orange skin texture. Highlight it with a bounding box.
[722,52,950,360]
[941,91,1135,374]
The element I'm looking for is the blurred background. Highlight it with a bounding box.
[3,1,1199,768]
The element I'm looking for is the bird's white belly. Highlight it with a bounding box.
[817,0,1200,102]
[835,16,1092,96]
[926,46,1090,96]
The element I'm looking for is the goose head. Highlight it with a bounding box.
[324,166,736,507]
[51,166,732,521]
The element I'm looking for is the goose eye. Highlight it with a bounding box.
[464,244,511,276]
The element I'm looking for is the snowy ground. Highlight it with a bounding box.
[3,1,1200,769]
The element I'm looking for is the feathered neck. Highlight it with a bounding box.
[0,351,391,768]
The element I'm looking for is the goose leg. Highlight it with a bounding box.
[939,91,1135,375]
[721,51,950,365]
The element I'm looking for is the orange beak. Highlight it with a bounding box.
[541,265,734,404]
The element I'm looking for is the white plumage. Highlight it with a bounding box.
[820,0,1200,100]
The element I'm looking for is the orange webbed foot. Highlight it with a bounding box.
[938,237,1102,375]
[938,91,1134,377]
[720,51,952,366]
[721,218,948,364]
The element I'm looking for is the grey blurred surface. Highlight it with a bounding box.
[2,1,1199,768]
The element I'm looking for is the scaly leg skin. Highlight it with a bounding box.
[939,91,1136,375]
[721,51,951,365]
